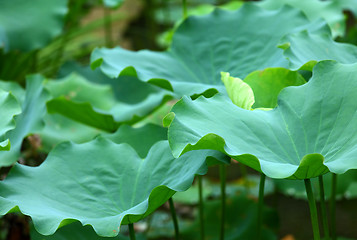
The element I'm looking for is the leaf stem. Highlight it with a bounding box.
[318,175,330,240]
[128,223,136,240]
[257,173,266,240]
[198,175,205,240]
[304,179,321,240]
[104,7,113,47]
[169,197,180,240]
[219,164,226,240]
[330,173,337,240]
[182,0,187,19]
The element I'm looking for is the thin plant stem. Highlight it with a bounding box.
[198,175,205,240]
[128,223,136,240]
[219,164,226,240]
[104,7,113,47]
[318,175,330,240]
[239,164,250,194]
[304,179,321,240]
[330,174,337,240]
[257,173,266,240]
[169,197,180,240]
[182,0,188,19]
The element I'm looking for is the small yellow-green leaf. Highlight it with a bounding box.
[221,72,254,110]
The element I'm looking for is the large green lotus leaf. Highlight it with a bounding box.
[257,0,348,38]
[30,221,134,240]
[58,61,171,105]
[38,114,102,152]
[0,80,25,104]
[0,75,50,165]
[166,61,357,179]
[46,73,118,132]
[0,88,21,151]
[280,31,357,71]
[0,0,68,52]
[46,73,172,132]
[91,3,326,97]
[181,195,278,240]
[0,138,217,237]
[102,123,229,165]
[102,124,167,158]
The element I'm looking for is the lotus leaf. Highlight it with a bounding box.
[58,61,170,105]
[0,0,68,52]
[221,68,305,110]
[46,73,172,132]
[0,80,25,104]
[280,31,357,71]
[0,138,219,237]
[166,61,357,179]
[0,88,21,151]
[258,0,349,38]
[30,221,130,240]
[91,3,326,97]
[0,75,49,165]
[102,124,167,158]
[38,114,102,152]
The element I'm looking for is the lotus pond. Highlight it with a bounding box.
[1,0,357,240]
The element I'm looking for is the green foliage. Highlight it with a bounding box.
[280,31,357,71]
[257,0,349,38]
[166,61,357,179]
[46,73,173,132]
[0,88,21,151]
[0,0,68,52]
[2,0,357,239]
[91,3,326,97]
[0,75,50,166]
[0,137,219,237]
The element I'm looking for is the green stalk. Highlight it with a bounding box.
[168,197,179,240]
[239,164,250,194]
[182,0,188,19]
[128,223,136,240]
[198,175,205,240]
[330,174,337,240]
[257,173,266,240]
[104,7,113,47]
[304,179,321,240]
[219,165,226,240]
[318,176,330,240]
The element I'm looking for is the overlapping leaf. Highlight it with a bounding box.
[91,3,326,97]
[38,114,102,152]
[59,61,169,105]
[0,0,68,52]
[280,31,357,71]
[0,75,50,165]
[102,124,167,158]
[0,137,217,237]
[166,61,357,179]
[31,221,131,240]
[0,88,21,151]
[46,73,172,132]
[257,0,349,38]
